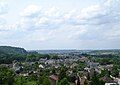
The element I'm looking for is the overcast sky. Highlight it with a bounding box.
[0,0,120,50]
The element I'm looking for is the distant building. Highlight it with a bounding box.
[49,74,59,85]
[100,75,115,83]
[39,64,44,68]
[105,83,119,85]
[89,62,99,68]
[12,60,23,73]
[13,60,19,69]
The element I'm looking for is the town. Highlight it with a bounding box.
[0,46,120,85]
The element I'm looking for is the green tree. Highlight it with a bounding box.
[111,65,119,77]
[59,78,69,85]
[28,73,38,81]
[90,71,99,85]
[59,66,67,80]
[0,65,15,85]
[13,76,27,85]
[90,71,105,85]
[43,77,51,85]
[99,70,110,78]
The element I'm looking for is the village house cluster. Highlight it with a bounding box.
[1,51,119,85]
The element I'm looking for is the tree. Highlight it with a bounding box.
[0,65,15,85]
[59,66,67,80]
[84,79,88,85]
[90,71,105,85]
[44,54,50,60]
[13,76,27,85]
[28,73,38,81]
[76,76,80,85]
[43,77,51,85]
[26,54,37,62]
[99,70,110,78]
[90,71,99,85]
[52,68,56,74]
[111,65,119,77]
[59,78,69,85]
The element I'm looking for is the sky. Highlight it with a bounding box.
[0,0,120,50]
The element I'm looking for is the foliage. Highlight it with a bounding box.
[76,61,87,71]
[59,78,69,85]
[90,71,105,85]
[84,79,88,85]
[59,66,67,80]
[13,76,27,85]
[98,70,110,78]
[0,65,15,85]
[0,46,27,55]
[0,46,28,64]
[43,77,51,85]
[111,65,119,77]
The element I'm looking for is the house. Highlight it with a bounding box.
[89,62,99,68]
[80,77,86,85]
[45,60,55,65]
[70,63,79,68]
[102,64,113,71]
[39,58,47,64]
[79,57,89,62]
[13,60,19,70]
[68,74,77,83]
[84,67,90,71]
[105,83,119,85]
[49,74,59,85]
[100,75,115,83]
[20,73,29,77]
[39,64,44,69]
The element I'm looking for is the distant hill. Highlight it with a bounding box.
[35,49,120,54]
[0,46,28,55]
[35,50,90,54]
[88,49,120,55]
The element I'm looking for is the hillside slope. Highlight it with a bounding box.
[0,46,28,64]
[0,46,28,55]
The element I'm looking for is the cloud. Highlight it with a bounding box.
[16,5,64,31]
[12,0,120,41]
[73,0,120,25]
[44,7,62,18]
[0,2,8,31]
[1,0,120,49]
[64,0,120,41]
[20,5,41,18]
[59,0,120,25]
[0,2,8,15]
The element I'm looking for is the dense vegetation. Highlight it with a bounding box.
[89,54,120,69]
[0,46,27,55]
[0,46,28,64]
